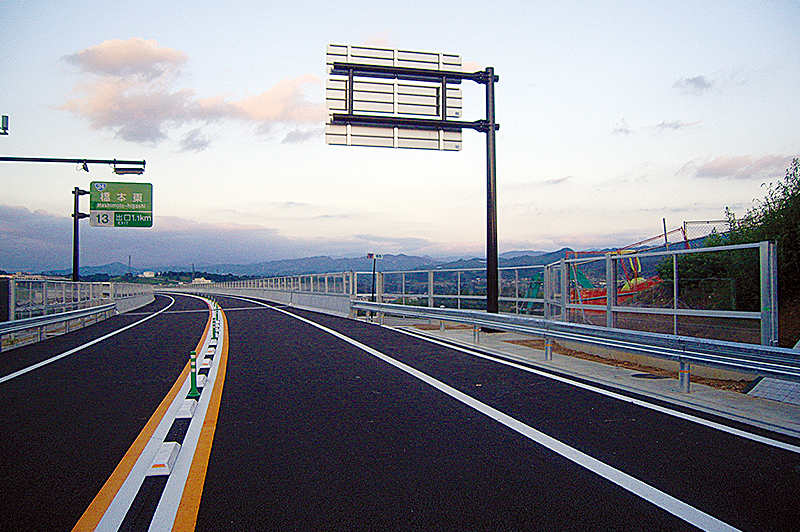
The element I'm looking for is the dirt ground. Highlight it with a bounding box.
[505,338,754,393]
[412,322,754,393]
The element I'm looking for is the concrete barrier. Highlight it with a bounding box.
[171,287,353,318]
[115,293,155,314]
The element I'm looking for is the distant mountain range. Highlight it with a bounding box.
[45,249,573,278]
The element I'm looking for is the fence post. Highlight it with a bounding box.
[0,277,13,322]
[559,259,568,322]
[760,241,779,346]
[606,254,617,328]
[428,271,434,308]
[543,265,551,320]
[457,271,461,310]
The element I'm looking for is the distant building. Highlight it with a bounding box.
[191,277,212,284]
[139,271,157,278]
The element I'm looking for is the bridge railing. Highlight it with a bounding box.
[1,277,154,351]
[172,241,779,346]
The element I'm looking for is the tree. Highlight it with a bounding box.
[724,158,800,294]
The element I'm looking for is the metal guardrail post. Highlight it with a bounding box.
[679,360,691,393]
[760,241,779,346]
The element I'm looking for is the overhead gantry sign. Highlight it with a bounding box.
[325,44,502,313]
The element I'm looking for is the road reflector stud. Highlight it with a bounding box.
[197,374,206,388]
[200,358,212,369]
[176,398,198,419]
[188,351,201,399]
[147,441,181,476]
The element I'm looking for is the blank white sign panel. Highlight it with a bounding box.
[326,44,463,151]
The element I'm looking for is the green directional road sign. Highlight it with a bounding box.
[89,181,153,227]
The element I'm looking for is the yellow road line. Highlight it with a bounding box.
[72,303,213,532]
[172,306,229,531]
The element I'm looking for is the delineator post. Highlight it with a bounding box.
[188,350,201,399]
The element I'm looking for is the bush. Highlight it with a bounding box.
[655,158,799,311]
[724,158,800,294]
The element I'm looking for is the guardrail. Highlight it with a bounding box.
[3,277,153,321]
[353,300,800,392]
[0,303,117,352]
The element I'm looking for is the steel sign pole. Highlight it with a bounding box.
[71,187,89,282]
[484,67,499,314]
[327,50,501,313]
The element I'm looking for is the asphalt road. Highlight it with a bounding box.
[2,293,799,531]
[197,296,800,532]
[0,294,207,532]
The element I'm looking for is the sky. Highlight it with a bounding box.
[1,0,798,272]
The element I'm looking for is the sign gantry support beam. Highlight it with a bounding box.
[328,58,501,313]
[0,156,145,174]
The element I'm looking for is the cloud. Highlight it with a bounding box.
[544,176,572,185]
[63,38,188,79]
[684,154,796,180]
[61,38,324,148]
[1,206,474,271]
[612,118,632,135]
[673,75,714,95]
[282,127,323,144]
[653,120,701,131]
[179,128,213,152]
[233,75,326,123]
[362,34,392,48]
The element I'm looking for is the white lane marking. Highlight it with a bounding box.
[95,362,194,530]
[233,296,742,532]
[0,296,176,385]
[149,298,225,532]
[94,294,218,531]
[396,327,800,455]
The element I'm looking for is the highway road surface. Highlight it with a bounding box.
[1,293,798,531]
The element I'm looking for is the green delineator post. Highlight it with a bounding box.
[188,351,201,399]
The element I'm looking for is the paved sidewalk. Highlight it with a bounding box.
[400,324,800,441]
